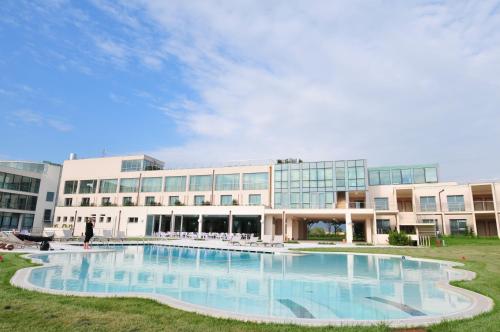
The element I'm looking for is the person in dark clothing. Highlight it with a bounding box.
[83,219,94,249]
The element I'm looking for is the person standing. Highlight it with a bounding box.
[83,218,94,249]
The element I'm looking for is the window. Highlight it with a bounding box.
[400,225,416,234]
[447,195,465,212]
[425,167,438,183]
[107,217,111,223]
[57,216,61,222]
[450,219,468,235]
[128,217,139,223]
[77,217,82,222]
[64,180,78,194]
[63,216,67,222]
[0,192,38,211]
[194,195,205,206]
[79,180,97,194]
[420,196,437,212]
[99,216,104,223]
[81,197,91,206]
[43,209,52,222]
[243,173,268,190]
[376,219,391,234]
[99,179,118,193]
[122,197,133,206]
[145,196,156,206]
[46,192,55,202]
[119,178,139,193]
[121,159,142,172]
[249,194,261,205]
[70,216,74,222]
[101,197,111,206]
[215,174,240,190]
[141,177,162,192]
[189,175,212,191]
[374,197,389,210]
[64,198,73,206]
[168,196,180,206]
[391,169,402,185]
[220,195,232,206]
[413,168,425,184]
[165,176,186,192]
[401,169,412,184]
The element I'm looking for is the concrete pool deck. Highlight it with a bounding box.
[6,241,495,328]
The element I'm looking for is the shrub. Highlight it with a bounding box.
[388,230,411,246]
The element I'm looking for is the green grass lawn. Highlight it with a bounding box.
[0,236,498,332]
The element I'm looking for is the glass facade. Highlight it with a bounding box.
[79,180,97,194]
[447,195,465,211]
[0,161,46,173]
[220,195,232,205]
[215,174,240,191]
[0,172,40,193]
[189,175,212,191]
[165,176,186,192]
[99,179,118,193]
[121,159,163,172]
[274,160,366,208]
[119,178,139,193]
[141,177,162,192]
[368,165,439,186]
[0,192,37,211]
[242,173,268,190]
[64,180,78,194]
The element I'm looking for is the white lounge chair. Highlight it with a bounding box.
[0,231,38,249]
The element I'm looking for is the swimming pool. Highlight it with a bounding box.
[14,245,491,326]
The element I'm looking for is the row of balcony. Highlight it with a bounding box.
[374,200,496,213]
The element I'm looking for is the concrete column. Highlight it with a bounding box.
[345,212,353,243]
[170,212,175,232]
[365,217,372,243]
[180,215,184,232]
[158,218,162,237]
[197,215,203,234]
[260,214,265,239]
[286,216,293,240]
[228,212,233,234]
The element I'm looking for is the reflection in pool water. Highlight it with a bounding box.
[28,245,471,321]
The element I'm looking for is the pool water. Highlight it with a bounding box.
[28,245,471,321]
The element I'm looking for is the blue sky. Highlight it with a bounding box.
[1,1,500,181]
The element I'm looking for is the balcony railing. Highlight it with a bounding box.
[348,201,367,209]
[473,200,495,211]
[416,204,438,212]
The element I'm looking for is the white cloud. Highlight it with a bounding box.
[100,1,500,181]
[8,109,73,132]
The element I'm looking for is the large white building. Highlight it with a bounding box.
[0,161,62,233]
[52,154,500,244]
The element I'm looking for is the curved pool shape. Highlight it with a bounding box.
[18,245,485,325]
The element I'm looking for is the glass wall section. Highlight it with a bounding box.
[121,159,163,172]
[79,180,97,194]
[220,195,232,205]
[243,173,268,190]
[165,176,186,192]
[0,192,37,211]
[64,180,78,194]
[0,161,46,173]
[141,177,162,192]
[99,179,117,193]
[189,175,212,191]
[447,195,465,211]
[215,174,240,191]
[119,178,139,193]
[249,194,261,205]
[0,172,40,193]
[368,164,439,185]
[274,160,366,208]
[0,212,20,231]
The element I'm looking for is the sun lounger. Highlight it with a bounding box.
[0,231,39,249]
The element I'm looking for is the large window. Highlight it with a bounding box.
[64,180,78,194]
[46,192,55,202]
[189,175,212,191]
[168,196,180,206]
[99,179,118,193]
[165,176,186,192]
[141,177,162,192]
[119,178,139,193]
[249,194,261,205]
[0,172,40,193]
[376,219,391,234]
[215,174,240,191]
[194,195,205,206]
[450,219,468,235]
[374,197,389,210]
[79,180,97,194]
[220,195,233,205]
[447,195,465,212]
[43,209,52,222]
[243,173,268,190]
[369,165,438,185]
[420,196,437,212]
[0,192,37,211]
[121,159,142,172]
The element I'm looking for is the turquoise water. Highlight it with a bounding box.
[28,245,471,321]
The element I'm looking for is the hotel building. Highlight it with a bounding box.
[0,161,62,233]
[53,155,500,244]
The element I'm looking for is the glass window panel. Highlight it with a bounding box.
[347,167,356,179]
[391,169,402,184]
[64,180,78,194]
[119,178,139,193]
[121,159,143,172]
[310,169,317,180]
[380,170,391,185]
[356,160,365,166]
[447,195,465,211]
[141,177,162,192]
[356,167,365,178]
[189,175,212,191]
[194,195,205,205]
[413,168,425,184]
[168,196,180,205]
[248,194,261,205]
[220,195,232,206]
[79,180,97,194]
[290,170,300,181]
[165,176,187,192]
[376,219,391,234]
[374,197,389,210]
[401,169,412,184]
[425,167,438,182]
[324,168,333,180]
[99,179,118,193]
[335,161,345,167]
[243,173,268,190]
[215,174,240,191]
[420,196,436,211]
[347,160,356,167]
[450,219,468,235]
[369,170,380,185]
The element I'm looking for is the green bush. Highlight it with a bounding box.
[388,230,411,246]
